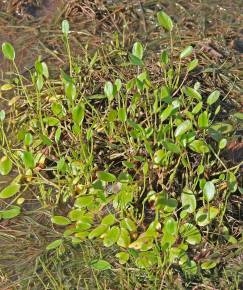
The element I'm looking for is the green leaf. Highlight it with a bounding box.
[103,226,120,247]
[0,110,5,121]
[118,108,127,122]
[219,138,227,149]
[198,111,209,128]
[24,133,33,146]
[160,50,169,65]
[180,223,201,245]
[227,172,237,193]
[132,42,144,60]
[117,228,131,247]
[0,156,12,175]
[104,81,114,101]
[101,214,115,226]
[175,120,192,137]
[22,151,36,169]
[65,82,76,101]
[201,260,217,270]
[1,206,20,219]
[196,206,219,226]
[154,149,165,164]
[187,59,198,72]
[46,239,62,251]
[180,46,193,59]
[233,112,243,120]
[163,217,177,235]
[120,218,137,232]
[203,181,215,202]
[160,105,174,122]
[43,117,60,127]
[157,11,173,31]
[129,54,144,66]
[115,252,129,264]
[2,42,15,61]
[88,224,108,239]
[183,87,202,101]
[91,259,112,271]
[72,105,85,126]
[0,183,20,199]
[51,215,71,226]
[189,140,209,154]
[181,189,196,213]
[97,171,116,182]
[207,90,220,106]
[162,141,181,154]
[62,19,70,36]
[74,196,93,208]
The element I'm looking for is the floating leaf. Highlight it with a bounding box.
[91,260,112,271]
[2,42,15,61]
[97,171,116,182]
[175,120,192,137]
[0,156,12,175]
[0,183,20,199]
[51,215,71,226]
[180,46,193,59]
[207,90,220,106]
[132,42,144,60]
[157,11,173,31]
[203,181,215,202]
[46,239,62,251]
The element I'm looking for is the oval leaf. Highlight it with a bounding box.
[0,183,20,199]
[0,156,12,175]
[157,11,173,31]
[2,42,15,61]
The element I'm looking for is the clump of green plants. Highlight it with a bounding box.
[0,10,242,288]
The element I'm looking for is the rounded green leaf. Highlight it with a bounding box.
[97,171,116,182]
[201,260,217,270]
[157,11,173,31]
[115,252,129,264]
[103,226,120,247]
[132,42,144,60]
[62,20,70,36]
[180,223,201,245]
[196,206,219,226]
[101,213,115,226]
[117,228,131,247]
[51,215,71,226]
[163,217,177,235]
[104,81,114,101]
[203,181,215,202]
[118,108,127,122]
[207,90,220,106]
[219,138,227,149]
[187,59,198,72]
[89,224,108,239]
[91,259,112,271]
[0,156,12,175]
[181,189,196,213]
[74,196,94,208]
[22,151,36,169]
[175,120,192,137]
[154,149,165,164]
[0,183,20,199]
[72,105,85,125]
[24,133,33,146]
[2,206,20,219]
[180,46,193,59]
[2,42,15,61]
[189,140,209,154]
[198,111,209,128]
[46,239,62,251]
